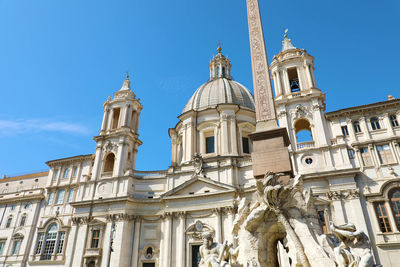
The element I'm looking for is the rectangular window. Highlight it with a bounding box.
[374,202,392,233]
[67,189,74,203]
[72,167,78,177]
[48,192,54,205]
[205,136,215,154]
[143,263,155,267]
[341,126,349,136]
[242,137,250,154]
[62,168,69,179]
[53,169,59,180]
[56,190,65,205]
[35,233,44,254]
[390,114,399,127]
[348,149,355,159]
[20,215,26,226]
[6,217,12,228]
[377,144,394,164]
[0,240,5,255]
[360,147,372,166]
[91,230,100,248]
[12,240,21,255]
[353,121,362,133]
[11,204,16,211]
[191,244,201,267]
[56,232,65,254]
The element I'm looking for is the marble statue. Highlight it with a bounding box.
[232,171,376,267]
[331,223,373,267]
[199,231,238,267]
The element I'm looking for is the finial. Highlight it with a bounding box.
[120,71,131,91]
[217,42,222,54]
[284,28,288,38]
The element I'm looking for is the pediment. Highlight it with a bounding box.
[162,177,236,198]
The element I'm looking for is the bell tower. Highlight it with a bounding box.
[270,32,330,150]
[92,74,143,180]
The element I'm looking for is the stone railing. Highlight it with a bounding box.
[296,141,314,150]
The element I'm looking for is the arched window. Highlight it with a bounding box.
[103,153,115,173]
[37,223,66,260]
[370,117,381,130]
[294,119,313,149]
[353,121,361,133]
[389,188,400,231]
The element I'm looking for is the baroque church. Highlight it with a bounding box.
[1,10,400,267]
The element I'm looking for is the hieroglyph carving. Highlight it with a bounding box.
[246,0,276,122]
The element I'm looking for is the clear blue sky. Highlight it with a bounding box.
[0,0,399,176]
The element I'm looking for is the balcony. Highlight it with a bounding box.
[297,141,314,150]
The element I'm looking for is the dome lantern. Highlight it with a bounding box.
[209,46,232,80]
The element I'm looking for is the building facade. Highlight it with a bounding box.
[0,37,400,267]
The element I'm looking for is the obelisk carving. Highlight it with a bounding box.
[246,0,292,178]
[246,0,277,130]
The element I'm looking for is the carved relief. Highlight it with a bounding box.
[103,141,117,153]
[291,104,312,120]
[246,0,276,122]
[327,189,360,200]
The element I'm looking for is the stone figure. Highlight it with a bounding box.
[199,231,238,267]
[331,223,373,267]
[193,152,206,177]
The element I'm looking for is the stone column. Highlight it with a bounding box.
[101,108,110,132]
[359,116,371,139]
[230,116,238,155]
[123,104,131,127]
[305,64,313,89]
[276,71,283,96]
[107,108,114,130]
[346,118,357,142]
[226,207,235,243]
[369,144,380,167]
[162,213,172,267]
[178,212,186,267]
[221,114,229,155]
[213,208,222,243]
[115,140,127,177]
[392,142,400,163]
[328,192,347,225]
[282,69,291,95]
[131,216,141,267]
[383,113,395,136]
[182,125,187,162]
[199,130,205,155]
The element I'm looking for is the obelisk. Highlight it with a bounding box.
[246,0,292,178]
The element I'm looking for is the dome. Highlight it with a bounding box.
[183,78,255,113]
[182,46,255,113]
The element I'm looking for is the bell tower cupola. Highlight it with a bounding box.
[92,73,143,180]
[270,31,319,99]
[209,46,232,80]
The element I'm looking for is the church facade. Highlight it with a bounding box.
[0,36,400,267]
